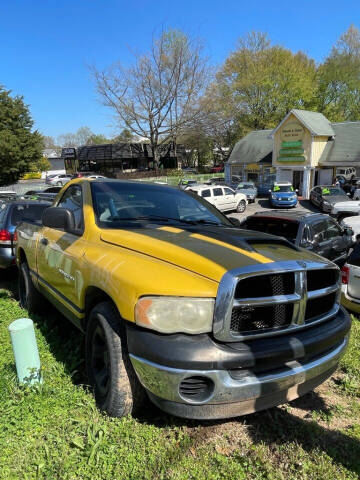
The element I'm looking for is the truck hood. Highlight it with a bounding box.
[100,224,322,283]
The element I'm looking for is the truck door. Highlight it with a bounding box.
[36,184,86,319]
[310,220,333,259]
[212,187,226,211]
[323,218,348,262]
[223,187,237,210]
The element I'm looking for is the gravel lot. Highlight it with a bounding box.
[227,197,319,222]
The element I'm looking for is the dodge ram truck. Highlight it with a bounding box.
[16,179,351,420]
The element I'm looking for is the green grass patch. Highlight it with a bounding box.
[0,281,360,479]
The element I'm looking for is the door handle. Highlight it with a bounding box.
[41,238,48,246]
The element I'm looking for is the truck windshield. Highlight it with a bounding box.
[91,182,233,228]
[245,217,299,243]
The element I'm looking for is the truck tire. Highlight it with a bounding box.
[18,262,44,313]
[85,301,146,418]
[236,200,246,213]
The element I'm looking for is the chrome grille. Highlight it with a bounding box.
[213,261,340,342]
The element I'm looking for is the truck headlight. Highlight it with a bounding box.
[135,296,215,334]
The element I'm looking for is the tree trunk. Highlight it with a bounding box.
[152,144,160,171]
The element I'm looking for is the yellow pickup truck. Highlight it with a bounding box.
[16,179,351,419]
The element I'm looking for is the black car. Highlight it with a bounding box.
[310,185,350,213]
[0,200,50,268]
[23,186,61,202]
[241,211,353,266]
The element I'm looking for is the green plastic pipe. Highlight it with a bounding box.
[8,318,42,385]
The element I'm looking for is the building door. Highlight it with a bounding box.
[293,171,303,191]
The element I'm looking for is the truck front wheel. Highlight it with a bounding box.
[85,301,146,418]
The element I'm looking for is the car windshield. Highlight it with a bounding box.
[322,187,345,196]
[245,217,299,242]
[237,183,253,189]
[273,186,293,193]
[91,182,233,228]
[0,203,7,224]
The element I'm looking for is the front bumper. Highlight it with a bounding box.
[128,308,351,419]
[270,199,298,207]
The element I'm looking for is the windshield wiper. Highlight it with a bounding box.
[186,219,222,226]
[110,215,222,226]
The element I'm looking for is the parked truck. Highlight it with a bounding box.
[16,178,351,419]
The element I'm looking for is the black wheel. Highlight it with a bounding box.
[85,301,146,417]
[18,262,43,313]
[236,200,246,213]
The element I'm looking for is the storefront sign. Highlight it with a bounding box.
[277,156,305,163]
[281,122,304,142]
[245,163,260,171]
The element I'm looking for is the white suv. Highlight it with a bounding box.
[336,167,356,181]
[189,185,247,213]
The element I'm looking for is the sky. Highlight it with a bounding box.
[1,0,359,139]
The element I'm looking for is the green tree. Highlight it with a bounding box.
[36,157,51,172]
[317,25,360,122]
[0,87,43,186]
[86,133,110,145]
[57,127,95,147]
[215,32,317,131]
[113,128,136,143]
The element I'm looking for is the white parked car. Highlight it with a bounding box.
[189,185,247,213]
[342,260,360,314]
[331,200,360,219]
[45,174,73,186]
[84,175,107,179]
[340,216,360,242]
[336,167,356,181]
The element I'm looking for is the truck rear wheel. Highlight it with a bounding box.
[85,301,146,418]
[18,262,44,313]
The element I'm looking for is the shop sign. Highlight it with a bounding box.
[277,156,305,163]
[245,163,260,171]
[281,122,304,142]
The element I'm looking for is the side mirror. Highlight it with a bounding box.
[230,217,242,227]
[42,207,75,233]
[312,233,321,244]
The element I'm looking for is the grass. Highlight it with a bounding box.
[0,272,360,479]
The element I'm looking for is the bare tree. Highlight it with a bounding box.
[92,29,210,167]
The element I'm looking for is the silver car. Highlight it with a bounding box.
[236,181,257,203]
[45,174,73,186]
